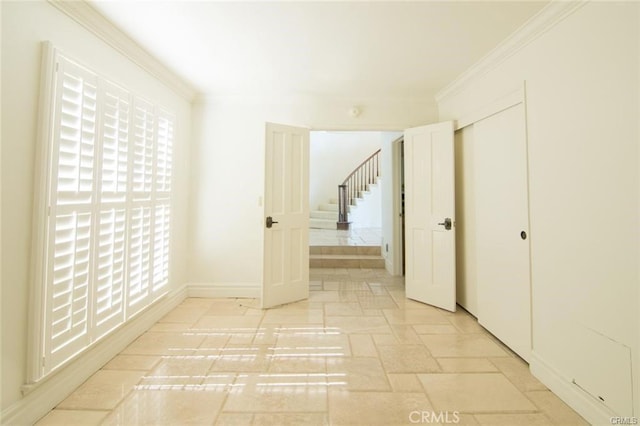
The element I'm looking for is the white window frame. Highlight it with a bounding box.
[27,42,175,382]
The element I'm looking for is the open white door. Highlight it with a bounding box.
[262,123,310,309]
[404,121,456,312]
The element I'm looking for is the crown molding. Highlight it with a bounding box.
[435,0,588,104]
[48,0,198,101]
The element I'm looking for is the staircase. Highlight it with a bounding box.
[309,198,339,229]
[309,245,385,268]
[309,180,381,229]
[310,148,382,230]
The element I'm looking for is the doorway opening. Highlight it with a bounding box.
[308,130,404,275]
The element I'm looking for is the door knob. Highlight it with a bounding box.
[438,218,452,230]
[266,216,278,228]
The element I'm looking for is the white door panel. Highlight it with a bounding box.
[404,121,456,312]
[474,104,531,361]
[262,123,309,309]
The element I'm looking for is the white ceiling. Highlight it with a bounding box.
[90,1,548,99]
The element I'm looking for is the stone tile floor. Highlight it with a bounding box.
[36,268,588,425]
[309,227,381,247]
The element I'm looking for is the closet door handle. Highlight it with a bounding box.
[438,218,452,230]
[266,216,278,228]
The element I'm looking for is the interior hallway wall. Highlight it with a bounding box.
[188,95,437,289]
[1,0,193,412]
[438,2,639,421]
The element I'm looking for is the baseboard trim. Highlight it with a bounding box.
[187,282,260,299]
[1,285,187,426]
[529,350,616,425]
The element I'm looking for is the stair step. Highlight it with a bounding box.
[309,245,384,269]
[309,254,385,269]
[309,246,381,255]
[310,210,338,220]
[309,218,336,229]
[319,203,339,212]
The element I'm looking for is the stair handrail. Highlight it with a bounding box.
[337,149,381,230]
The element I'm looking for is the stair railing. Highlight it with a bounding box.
[337,149,381,230]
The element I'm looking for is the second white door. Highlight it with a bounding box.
[404,121,456,312]
[262,123,310,309]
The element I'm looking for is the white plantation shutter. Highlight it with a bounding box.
[100,82,129,203]
[91,81,129,338]
[92,208,126,337]
[133,99,155,197]
[34,50,176,378]
[152,204,170,292]
[48,212,92,367]
[45,59,98,369]
[127,205,152,315]
[156,111,174,194]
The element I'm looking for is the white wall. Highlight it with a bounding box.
[189,94,436,288]
[1,0,192,413]
[438,2,639,421]
[380,133,402,274]
[310,131,381,210]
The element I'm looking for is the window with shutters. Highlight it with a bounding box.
[31,49,175,380]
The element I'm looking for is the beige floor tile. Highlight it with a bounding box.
[377,344,441,373]
[46,265,587,426]
[193,315,263,329]
[139,356,214,387]
[387,373,424,392]
[197,331,232,350]
[309,290,341,302]
[223,373,329,412]
[349,334,378,357]
[357,295,398,309]
[253,413,330,426]
[390,324,423,344]
[148,322,194,332]
[261,309,324,324]
[203,299,252,316]
[490,357,547,392]
[214,413,255,425]
[413,324,460,334]
[325,316,391,334]
[526,390,590,425]
[275,326,350,349]
[210,344,272,372]
[58,370,145,410]
[251,325,281,345]
[437,357,499,373]
[456,413,482,425]
[159,305,207,324]
[327,357,391,391]
[121,331,205,356]
[474,413,554,425]
[373,333,400,345]
[384,307,450,325]
[269,356,327,373]
[35,409,108,426]
[102,388,226,425]
[447,315,489,333]
[324,302,363,316]
[418,373,537,413]
[420,334,509,358]
[102,355,160,371]
[329,391,433,425]
[179,297,218,308]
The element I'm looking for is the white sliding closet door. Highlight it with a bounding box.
[474,103,531,361]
